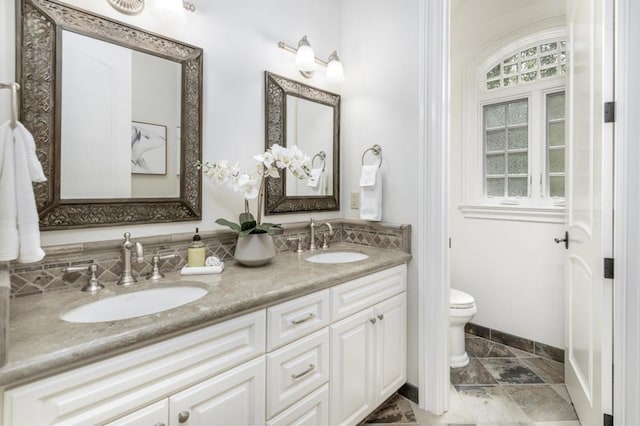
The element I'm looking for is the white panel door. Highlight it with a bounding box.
[60,30,132,199]
[330,308,376,426]
[565,0,613,424]
[374,293,407,404]
[168,357,265,426]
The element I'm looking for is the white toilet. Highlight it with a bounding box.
[449,288,477,368]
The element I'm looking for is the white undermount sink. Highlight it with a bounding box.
[305,251,369,264]
[60,286,208,323]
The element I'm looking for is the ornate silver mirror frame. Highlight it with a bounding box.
[17,0,203,229]
[264,71,340,214]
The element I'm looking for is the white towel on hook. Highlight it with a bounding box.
[359,164,382,221]
[307,168,323,188]
[307,168,327,195]
[0,121,46,263]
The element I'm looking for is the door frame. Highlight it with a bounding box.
[613,0,640,424]
[418,0,640,422]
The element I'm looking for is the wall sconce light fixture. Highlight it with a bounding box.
[106,0,196,18]
[278,35,344,83]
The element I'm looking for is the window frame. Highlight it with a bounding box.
[459,29,567,223]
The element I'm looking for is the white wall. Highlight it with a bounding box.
[341,0,420,385]
[449,0,566,348]
[0,0,343,245]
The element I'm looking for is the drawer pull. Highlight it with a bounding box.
[291,313,315,325]
[369,318,377,324]
[378,314,384,321]
[178,410,190,423]
[291,364,316,379]
[154,423,166,426]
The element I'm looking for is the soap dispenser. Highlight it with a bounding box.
[187,228,206,267]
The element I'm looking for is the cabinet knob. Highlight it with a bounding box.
[178,410,190,423]
[369,318,377,324]
[377,314,384,321]
[154,423,166,426]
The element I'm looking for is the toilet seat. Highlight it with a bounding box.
[450,288,475,309]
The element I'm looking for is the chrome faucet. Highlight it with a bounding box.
[117,232,144,286]
[309,218,333,251]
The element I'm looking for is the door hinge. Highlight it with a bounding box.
[604,101,616,123]
[604,258,614,279]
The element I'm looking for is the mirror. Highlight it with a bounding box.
[18,0,203,228]
[264,72,340,214]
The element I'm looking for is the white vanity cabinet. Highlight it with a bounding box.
[3,263,407,426]
[329,267,407,426]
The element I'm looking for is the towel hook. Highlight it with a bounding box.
[361,144,382,168]
[0,81,20,129]
[312,151,326,171]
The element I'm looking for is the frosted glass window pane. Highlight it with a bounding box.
[540,54,558,66]
[560,51,567,62]
[504,64,518,75]
[487,80,501,90]
[504,53,519,64]
[549,149,565,173]
[561,64,567,75]
[487,154,505,174]
[503,76,518,86]
[560,40,567,50]
[487,130,506,151]
[508,128,528,149]
[540,42,558,53]
[541,67,558,78]
[485,104,505,128]
[547,92,565,120]
[521,59,537,72]
[507,101,528,125]
[487,64,501,79]
[548,122,565,146]
[521,71,537,82]
[508,152,528,174]
[508,178,528,196]
[521,47,537,58]
[550,176,565,197]
[487,178,505,196]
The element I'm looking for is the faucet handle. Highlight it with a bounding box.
[63,264,104,293]
[287,235,305,253]
[322,232,331,250]
[146,253,177,281]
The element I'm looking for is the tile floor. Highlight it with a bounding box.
[362,334,580,426]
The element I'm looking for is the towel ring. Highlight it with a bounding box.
[361,144,383,168]
[312,151,326,171]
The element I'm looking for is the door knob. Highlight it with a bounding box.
[554,231,569,249]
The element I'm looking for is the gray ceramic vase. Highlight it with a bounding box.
[234,233,276,266]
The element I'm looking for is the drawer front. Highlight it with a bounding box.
[330,264,407,322]
[267,289,330,351]
[104,399,168,426]
[267,329,329,419]
[266,384,329,426]
[3,310,266,426]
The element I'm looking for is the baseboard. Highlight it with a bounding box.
[465,322,564,363]
[398,382,419,404]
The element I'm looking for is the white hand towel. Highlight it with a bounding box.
[307,168,323,188]
[359,165,382,221]
[359,164,378,187]
[0,121,46,263]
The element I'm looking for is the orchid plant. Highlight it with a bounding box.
[198,144,311,236]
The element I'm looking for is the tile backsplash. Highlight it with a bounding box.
[9,219,411,298]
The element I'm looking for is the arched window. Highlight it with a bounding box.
[460,31,566,222]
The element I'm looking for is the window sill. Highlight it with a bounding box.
[458,204,565,223]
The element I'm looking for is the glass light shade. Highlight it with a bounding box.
[326,57,344,83]
[295,44,316,72]
[150,0,187,23]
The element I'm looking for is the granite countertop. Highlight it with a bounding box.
[0,243,411,388]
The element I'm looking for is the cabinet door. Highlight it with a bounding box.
[105,400,169,426]
[374,292,407,404]
[330,308,376,426]
[168,357,265,426]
